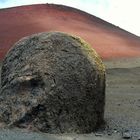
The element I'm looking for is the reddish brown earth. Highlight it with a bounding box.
[0,4,140,60]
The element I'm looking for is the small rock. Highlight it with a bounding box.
[122,131,132,139]
[95,133,103,137]
[117,103,121,106]
[113,129,118,133]
[107,130,113,136]
[137,136,140,140]
[107,132,112,136]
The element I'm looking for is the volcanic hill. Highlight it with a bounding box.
[0,4,140,60]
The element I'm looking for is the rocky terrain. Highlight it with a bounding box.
[0,3,140,140]
[0,58,139,140]
[104,61,140,140]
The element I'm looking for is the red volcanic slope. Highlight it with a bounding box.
[0,4,140,60]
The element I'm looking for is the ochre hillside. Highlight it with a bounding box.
[0,4,140,60]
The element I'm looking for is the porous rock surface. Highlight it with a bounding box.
[0,32,105,133]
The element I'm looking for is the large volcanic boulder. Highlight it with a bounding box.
[0,32,105,133]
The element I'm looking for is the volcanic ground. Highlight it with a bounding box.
[0,4,140,140]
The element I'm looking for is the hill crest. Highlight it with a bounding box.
[0,4,140,60]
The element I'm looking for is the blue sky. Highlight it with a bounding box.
[0,0,140,36]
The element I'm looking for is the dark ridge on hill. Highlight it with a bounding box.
[0,4,140,60]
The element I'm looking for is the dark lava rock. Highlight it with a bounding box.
[0,32,106,133]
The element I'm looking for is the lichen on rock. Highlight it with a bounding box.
[0,32,106,133]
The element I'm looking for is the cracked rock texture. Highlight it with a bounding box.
[0,32,105,133]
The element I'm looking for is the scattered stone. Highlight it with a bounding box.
[107,131,112,136]
[117,103,121,106]
[122,131,132,139]
[0,32,106,133]
[113,129,118,133]
[95,133,103,137]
